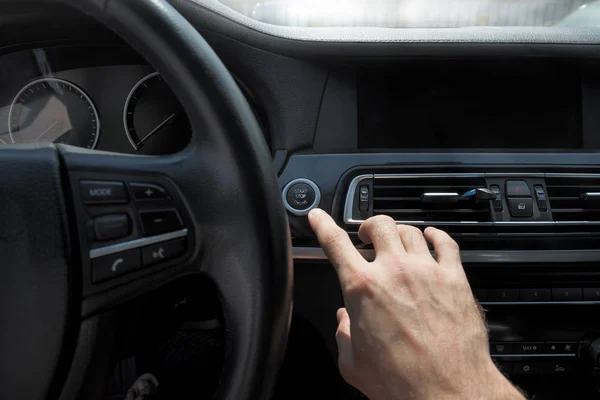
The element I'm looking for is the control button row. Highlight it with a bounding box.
[473,288,600,302]
[496,360,575,376]
[92,209,184,243]
[92,238,186,283]
[81,180,170,204]
[491,342,579,355]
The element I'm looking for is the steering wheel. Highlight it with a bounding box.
[0,1,293,399]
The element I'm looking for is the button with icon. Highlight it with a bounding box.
[92,249,141,283]
[544,342,579,354]
[508,198,533,218]
[552,288,583,301]
[490,342,514,355]
[506,181,532,197]
[513,362,539,375]
[142,238,187,267]
[584,288,600,301]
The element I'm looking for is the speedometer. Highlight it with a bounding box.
[124,72,191,153]
[7,78,100,148]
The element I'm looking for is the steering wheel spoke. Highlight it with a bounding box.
[59,145,198,316]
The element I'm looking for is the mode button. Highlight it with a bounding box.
[81,181,128,204]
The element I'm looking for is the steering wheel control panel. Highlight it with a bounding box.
[69,172,194,295]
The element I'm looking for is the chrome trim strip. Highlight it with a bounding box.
[481,301,600,305]
[282,178,321,216]
[375,173,485,179]
[546,173,600,178]
[343,174,372,224]
[90,229,188,259]
[491,354,577,358]
[293,247,600,263]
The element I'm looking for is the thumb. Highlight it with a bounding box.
[336,308,356,384]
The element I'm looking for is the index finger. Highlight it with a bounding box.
[308,208,367,288]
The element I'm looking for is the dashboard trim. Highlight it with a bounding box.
[292,246,600,263]
[343,172,600,225]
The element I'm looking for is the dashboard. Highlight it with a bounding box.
[6,1,600,399]
[0,46,191,155]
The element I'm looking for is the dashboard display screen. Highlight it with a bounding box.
[357,63,583,150]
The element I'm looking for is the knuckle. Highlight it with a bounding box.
[344,270,375,295]
[401,224,422,235]
[443,237,460,251]
[368,214,395,226]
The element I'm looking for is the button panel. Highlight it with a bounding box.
[474,287,600,304]
[488,341,581,378]
[74,172,192,290]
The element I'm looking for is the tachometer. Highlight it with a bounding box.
[7,78,100,148]
[124,72,191,153]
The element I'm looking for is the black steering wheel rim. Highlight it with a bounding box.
[0,1,293,399]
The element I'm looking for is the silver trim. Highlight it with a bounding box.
[292,247,600,263]
[282,178,321,216]
[546,173,600,178]
[343,174,373,224]
[90,229,188,259]
[481,301,600,305]
[8,78,101,149]
[123,72,160,150]
[491,354,577,358]
[375,173,485,179]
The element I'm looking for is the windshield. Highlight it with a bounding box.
[218,0,600,28]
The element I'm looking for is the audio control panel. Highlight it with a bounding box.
[69,172,194,296]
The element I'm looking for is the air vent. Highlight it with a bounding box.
[372,175,491,223]
[546,176,600,222]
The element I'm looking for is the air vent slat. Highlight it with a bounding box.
[371,176,490,223]
[546,176,600,222]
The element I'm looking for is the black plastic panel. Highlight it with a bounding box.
[68,170,195,299]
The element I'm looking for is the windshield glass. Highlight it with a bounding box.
[218,0,600,28]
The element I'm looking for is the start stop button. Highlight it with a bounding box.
[282,178,321,216]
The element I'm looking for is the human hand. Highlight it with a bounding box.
[308,210,524,400]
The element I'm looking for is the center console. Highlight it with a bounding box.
[276,55,600,398]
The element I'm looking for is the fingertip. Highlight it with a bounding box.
[309,208,326,218]
[336,308,344,323]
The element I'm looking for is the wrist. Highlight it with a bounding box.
[475,360,526,400]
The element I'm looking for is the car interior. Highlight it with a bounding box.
[3,0,600,399]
